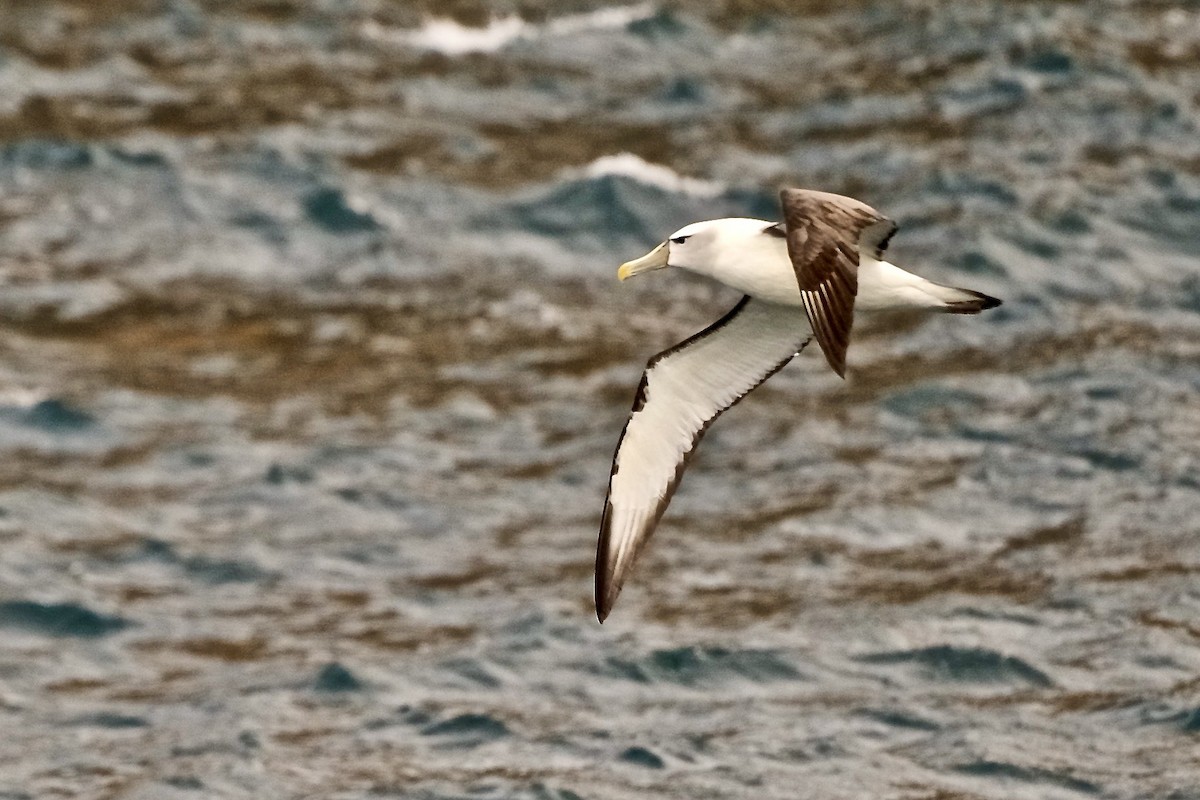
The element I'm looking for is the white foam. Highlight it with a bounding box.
[543,4,657,39]
[384,15,527,56]
[371,3,656,56]
[579,153,724,198]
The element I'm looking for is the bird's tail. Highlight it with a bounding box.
[858,260,1001,314]
[926,283,1003,314]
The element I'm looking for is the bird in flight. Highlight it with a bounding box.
[595,188,1001,622]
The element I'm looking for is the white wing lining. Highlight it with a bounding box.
[596,297,811,621]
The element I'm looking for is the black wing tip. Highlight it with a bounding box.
[810,324,850,379]
[594,557,611,623]
[595,491,625,623]
[595,576,617,623]
[826,351,847,379]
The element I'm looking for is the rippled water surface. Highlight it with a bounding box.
[1,1,1199,798]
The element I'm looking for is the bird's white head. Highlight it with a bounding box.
[617,218,777,282]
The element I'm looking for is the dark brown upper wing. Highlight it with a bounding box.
[779,188,897,378]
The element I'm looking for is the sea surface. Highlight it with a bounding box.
[0,1,1199,798]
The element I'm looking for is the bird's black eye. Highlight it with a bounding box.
[670,236,689,245]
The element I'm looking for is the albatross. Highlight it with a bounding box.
[595,188,1001,621]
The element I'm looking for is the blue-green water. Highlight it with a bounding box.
[0,1,1199,797]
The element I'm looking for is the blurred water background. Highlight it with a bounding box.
[0,1,1199,798]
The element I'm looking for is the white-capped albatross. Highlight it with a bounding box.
[595,188,1001,622]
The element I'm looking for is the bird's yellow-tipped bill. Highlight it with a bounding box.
[617,242,669,281]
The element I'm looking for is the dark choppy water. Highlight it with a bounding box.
[1,1,1199,797]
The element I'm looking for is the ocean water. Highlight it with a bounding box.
[0,1,1199,797]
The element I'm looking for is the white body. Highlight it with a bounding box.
[671,217,964,311]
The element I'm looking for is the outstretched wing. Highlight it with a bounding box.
[596,297,811,621]
[779,188,896,378]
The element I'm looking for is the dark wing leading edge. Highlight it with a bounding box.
[779,188,897,378]
[595,298,811,622]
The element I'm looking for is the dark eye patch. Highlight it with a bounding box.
[670,236,690,245]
